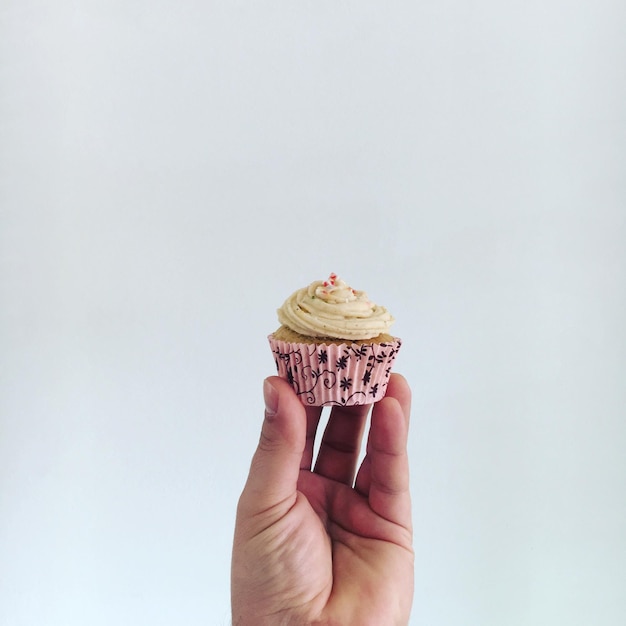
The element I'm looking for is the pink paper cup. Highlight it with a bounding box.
[268,334,402,407]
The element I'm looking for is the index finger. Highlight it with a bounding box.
[301,405,323,470]
[367,376,412,529]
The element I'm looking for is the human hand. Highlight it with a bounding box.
[231,373,413,625]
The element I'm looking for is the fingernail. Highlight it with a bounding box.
[263,379,279,418]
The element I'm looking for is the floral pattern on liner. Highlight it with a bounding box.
[268,335,402,407]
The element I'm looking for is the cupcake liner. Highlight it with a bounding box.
[268,334,402,407]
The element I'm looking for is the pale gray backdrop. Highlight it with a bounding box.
[1,1,625,625]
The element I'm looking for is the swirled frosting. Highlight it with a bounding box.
[277,273,394,340]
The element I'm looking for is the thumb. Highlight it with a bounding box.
[238,377,306,517]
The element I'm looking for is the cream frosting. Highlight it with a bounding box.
[277,273,394,340]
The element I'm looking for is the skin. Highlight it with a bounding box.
[231,373,414,625]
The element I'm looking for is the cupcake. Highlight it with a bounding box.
[268,273,401,406]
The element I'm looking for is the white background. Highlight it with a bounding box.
[1,1,625,624]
